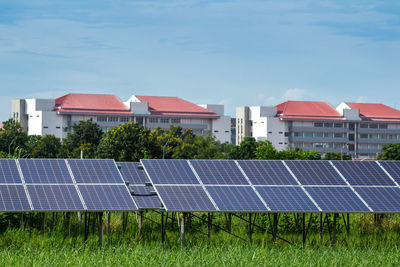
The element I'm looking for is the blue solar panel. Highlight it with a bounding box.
[27,185,84,211]
[0,185,31,211]
[306,186,370,212]
[238,160,297,185]
[19,159,73,184]
[354,187,400,212]
[0,159,22,183]
[119,162,149,184]
[332,161,395,186]
[378,161,400,185]
[285,160,346,185]
[79,185,137,210]
[141,159,199,184]
[155,186,216,211]
[129,186,161,209]
[68,159,123,184]
[257,186,319,212]
[190,160,249,185]
[206,186,266,211]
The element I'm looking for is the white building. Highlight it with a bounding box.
[12,93,231,143]
[237,100,400,158]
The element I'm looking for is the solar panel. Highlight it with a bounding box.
[285,160,346,185]
[306,186,370,212]
[206,186,266,211]
[27,185,84,211]
[119,162,149,184]
[79,185,136,210]
[378,161,400,185]
[19,159,73,184]
[155,186,216,212]
[256,186,319,212]
[0,159,22,183]
[129,185,161,209]
[354,187,400,212]
[190,160,249,185]
[332,161,395,186]
[238,160,297,185]
[141,159,199,184]
[68,159,123,183]
[0,185,31,211]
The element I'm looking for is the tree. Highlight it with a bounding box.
[0,119,28,155]
[228,137,258,159]
[323,152,352,160]
[377,143,400,160]
[96,122,161,161]
[31,135,62,158]
[255,140,278,160]
[61,119,103,158]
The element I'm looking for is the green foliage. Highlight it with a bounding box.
[255,140,278,160]
[61,119,103,158]
[377,143,400,160]
[229,137,258,159]
[96,122,162,161]
[0,119,28,155]
[323,152,352,160]
[30,135,62,158]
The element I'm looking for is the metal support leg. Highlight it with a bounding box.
[41,213,45,235]
[98,212,103,247]
[273,213,278,242]
[320,213,323,239]
[66,212,71,237]
[332,213,337,248]
[138,211,143,240]
[180,213,186,247]
[347,213,350,235]
[29,213,33,238]
[248,213,252,243]
[302,213,306,249]
[161,211,165,244]
[208,213,211,239]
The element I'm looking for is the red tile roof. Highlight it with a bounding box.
[135,95,219,117]
[54,93,131,114]
[275,101,344,120]
[346,103,400,120]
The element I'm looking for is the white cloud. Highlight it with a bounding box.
[281,88,306,101]
[356,96,368,103]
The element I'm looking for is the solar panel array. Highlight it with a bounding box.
[0,159,137,212]
[142,159,400,213]
[118,162,161,209]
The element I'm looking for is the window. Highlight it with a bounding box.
[379,124,388,129]
[360,134,368,139]
[268,131,272,134]
[380,134,387,139]
[349,123,355,131]
[160,118,170,123]
[314,123,323,127]
[349,133,354,141]
[294,132,303,137]
[279,131,283,134]
[279,142,283,144]
[324,133,333,138]
[324,123,333,128]
[108,117,118,122]
[284,132,289,137]
[334,133,343,138]
[120,117,130,122]
[171,118,181,123]
[314,132,323,137]
[214,130,219,133]
[304,132,313,138]
[56,126,60,129]
[43,126,48,129]
[149,117,158,123]
[136,117,144,124]
[334,123,343,128]
[369,134,378,139]
[360,124,368,128]
[369,124,378,129]
[97,116,107,122]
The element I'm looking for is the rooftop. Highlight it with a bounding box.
[275,101,344,120]
[346,103,400,120]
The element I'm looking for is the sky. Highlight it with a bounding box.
[1,0,400,121]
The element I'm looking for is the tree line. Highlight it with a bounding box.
[4,118,397,161]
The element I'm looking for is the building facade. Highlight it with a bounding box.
[12,93,231,143]
[237,101,400,158]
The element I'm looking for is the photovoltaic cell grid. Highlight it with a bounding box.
[0,159,22,183]
[256,186,319,212]
[142,159,199,184]
[206,186,266,211]
[354,187,400,212]
[79,185,136,210]
[190,160,249,185]
[19,159,73,184]
[285,160,346,185]
[68,159,124,184]
[129,186,161,209]
[237,160,297,185]
[0,185,31,211]
[119,162,149,184]
[379,161,400,185]
[332,161,395,186]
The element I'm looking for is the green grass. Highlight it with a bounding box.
[1,212,400,266]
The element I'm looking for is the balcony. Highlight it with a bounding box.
[290,126,348,133]
[357,138,400,144]
[290,136,348,143]
[146,123,208,130]
[358,128,400,134]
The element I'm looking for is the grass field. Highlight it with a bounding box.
[1,212,400,266]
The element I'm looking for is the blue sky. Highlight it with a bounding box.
[1,0,400,121]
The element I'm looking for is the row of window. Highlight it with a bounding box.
[359,124,387,129]
[314,122,344,128]
[358,144,383,150]
[359,133,400,140]
[97,116,181,124]
[293,132,346,138]
[293,142,347,149]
